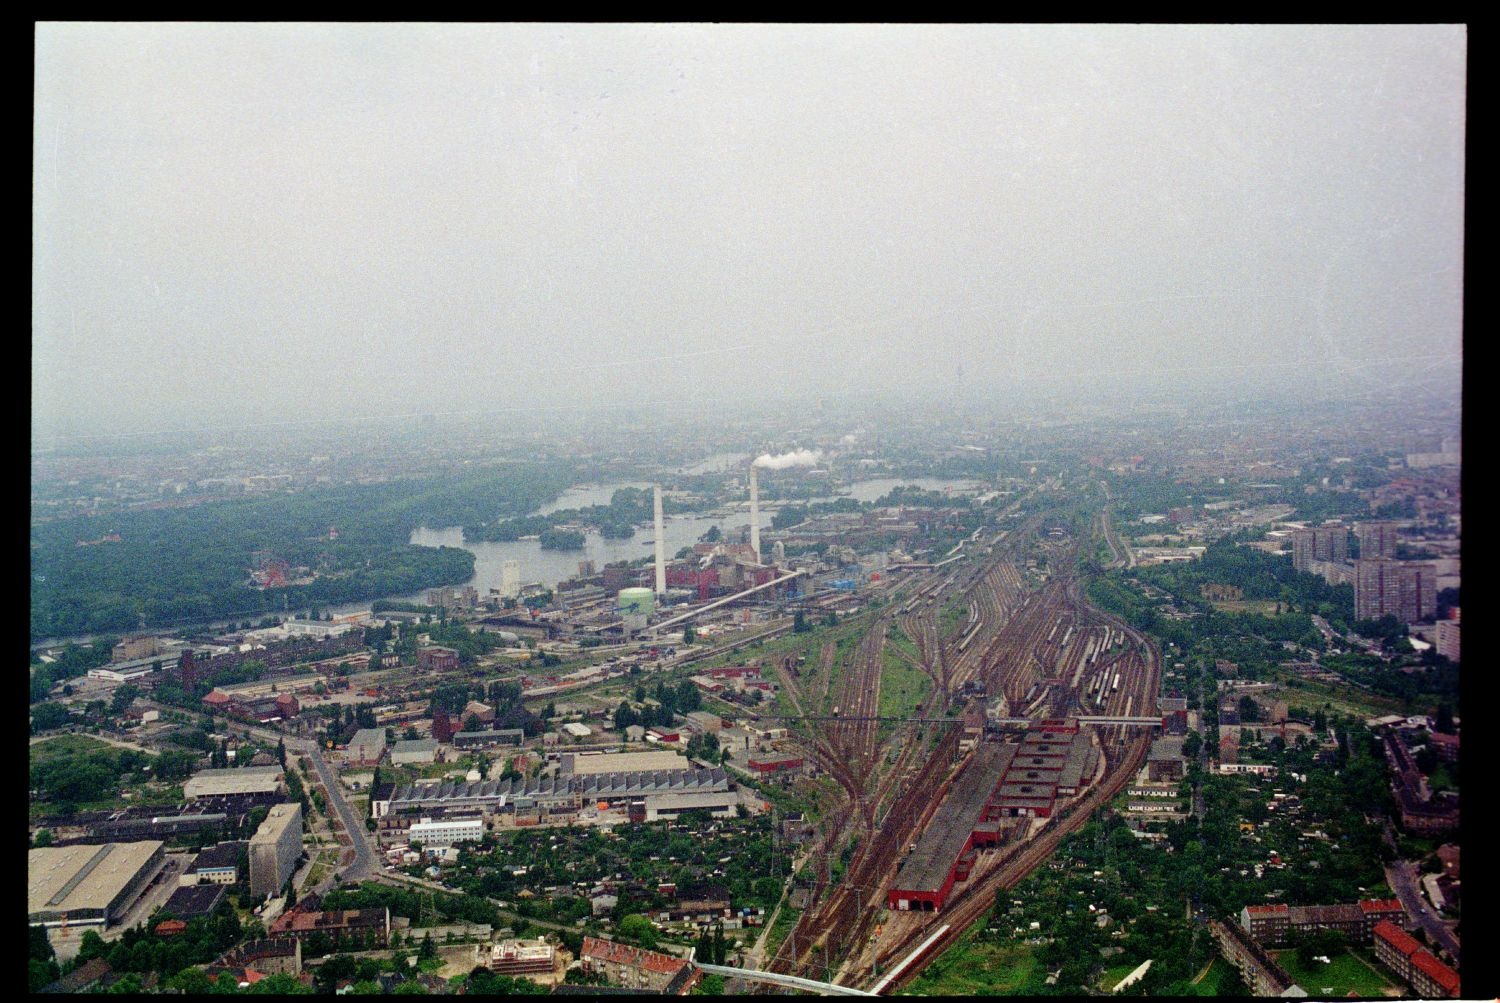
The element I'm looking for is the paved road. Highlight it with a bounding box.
[302,741,376,882]
[1385,860,1460,964]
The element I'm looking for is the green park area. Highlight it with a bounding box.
[902,936,1037,996]
[1272,949,1399,997]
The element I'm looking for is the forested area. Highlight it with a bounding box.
[30,464,578,639]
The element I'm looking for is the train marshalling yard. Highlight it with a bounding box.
[736,505,1164,993]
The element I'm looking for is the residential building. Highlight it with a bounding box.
[1291,526,1347,573]
[1356,521,1400,560]
[579,936,701,994]
[1373,920,1460,998]
[1210,919,1305,997]
[249,804,303,897]
[269,906,390,948]
[1435,618,1460,662]
[1355,559,1436,623]
[417,646,460,671]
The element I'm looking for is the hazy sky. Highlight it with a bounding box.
[33,23,1465,440]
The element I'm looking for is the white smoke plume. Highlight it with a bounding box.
[753,448,822,470]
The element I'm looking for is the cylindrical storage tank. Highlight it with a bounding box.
[617,587,656,617]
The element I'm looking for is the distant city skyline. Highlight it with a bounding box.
[34,24,1465,441]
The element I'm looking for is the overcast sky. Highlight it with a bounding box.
[33,23,1465,441]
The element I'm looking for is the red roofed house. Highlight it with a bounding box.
[1410,949,1461,998]
[1238,903,1289,944]
[154,918,187,938]
[579,936,701,994]
[1373,920,1459,998]
[1357,898,1406,940]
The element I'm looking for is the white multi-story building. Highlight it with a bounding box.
[408,816,484,848]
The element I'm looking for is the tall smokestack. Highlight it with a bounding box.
[750,464,761,563]
[653,484,667,596]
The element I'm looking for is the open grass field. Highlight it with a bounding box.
[878,643,932,722]
[1209,599,1281,615]
[1271,670,1404,719]
[1272,949,1400,997]
[902,933,1037,996]
[29,732,116,763]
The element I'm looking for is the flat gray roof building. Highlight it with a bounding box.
[184,766,284,800]
[28,841,165,927]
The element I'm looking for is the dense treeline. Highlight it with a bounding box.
[31,465,578,640]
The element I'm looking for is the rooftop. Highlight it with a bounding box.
[28,841,163,916]
[581,935,687,976]
[893,743,1015,894]
[250,803,302,846]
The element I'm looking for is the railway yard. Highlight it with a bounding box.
[746,505,1165,993]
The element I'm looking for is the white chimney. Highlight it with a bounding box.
[750,464,761,563]
[653,484,667,596]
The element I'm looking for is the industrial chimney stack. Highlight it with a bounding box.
[653,484,667,596]
[750,463,761,563]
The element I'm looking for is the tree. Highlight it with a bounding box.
[617,913,659,949]
[682,626,696,644]
[33,828,53,848]
[420,931,437,960]
[110,683,141,716]
[793,610,810,633]
[30,702,70,733]
[168,968,214,994]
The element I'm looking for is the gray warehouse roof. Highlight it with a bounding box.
[29,841,163,918]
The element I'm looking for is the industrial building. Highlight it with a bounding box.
[28,840,165,928]
[453,728,526,749]
[417,646,460,671]
[642,791,739,821]
[888,744,1018,912]
[407,816,485,848]
[182,841,248,885]
[162,882,227,920]
[183,766,285,800]
[560,750,688,775]
[249,803,303,897]
[346,728,388,765]
[374,767,730,817]
[391,739,439,765]
[490,939,556,976]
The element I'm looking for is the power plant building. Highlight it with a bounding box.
[249,803,303,897]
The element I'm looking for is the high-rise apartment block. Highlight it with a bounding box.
[1357,521,1400,560]
[249,803,303,897]
[1355,559,1436,624]
[1292,525,1348,572]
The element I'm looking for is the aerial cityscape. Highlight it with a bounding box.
[31,22,1467,999]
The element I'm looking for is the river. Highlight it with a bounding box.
[406,476,987,594]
